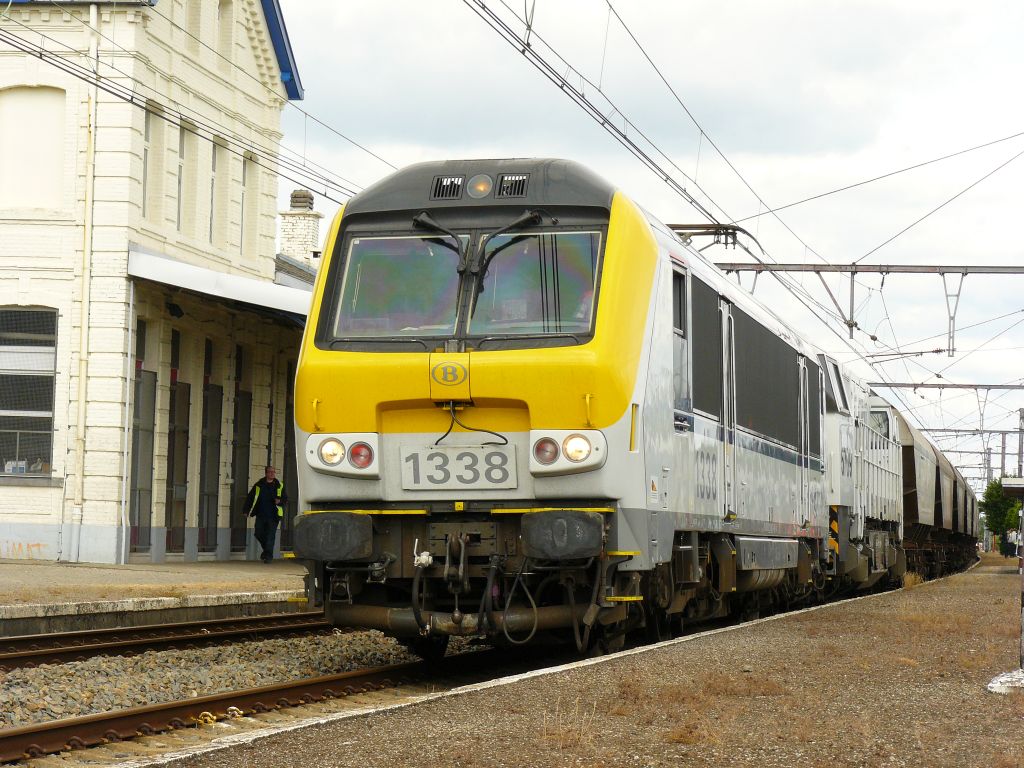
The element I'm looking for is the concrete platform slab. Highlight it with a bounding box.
[0,559,308,636]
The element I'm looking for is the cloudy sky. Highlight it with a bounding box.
[276,1,1024,489]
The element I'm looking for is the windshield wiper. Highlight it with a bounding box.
[330,337,430,350]
[471,209,547,278]
[411,211,467,272]
[468,209,559,319]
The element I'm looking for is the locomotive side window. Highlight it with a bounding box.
[691,277,722,417]
[733,307,799,447]
[333,235,466,337]
[468,231,601,336]
[818,354,850,415]
[869,411,890,448]
[672,270,690,413]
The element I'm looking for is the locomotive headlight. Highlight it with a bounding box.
[533,437,560,465]
[466,173,493,199]
[562,434,592,463]
[319,438,345,466]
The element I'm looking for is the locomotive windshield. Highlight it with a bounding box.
[333,235,466,337]
[323,227,604,349]
[468,231,601,336]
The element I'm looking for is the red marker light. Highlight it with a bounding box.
[349,442,374,469]
[533,437,559,465]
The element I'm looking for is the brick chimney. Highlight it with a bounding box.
[279,189,323,267]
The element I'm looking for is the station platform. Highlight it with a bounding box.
[0,559,307,637]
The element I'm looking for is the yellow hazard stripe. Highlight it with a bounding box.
[606,550,640,556]
[304,509,428,516]
[606,595,643,602]
[490,507,615,515]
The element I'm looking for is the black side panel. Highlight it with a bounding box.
[692,277,722,417]
[733,307,799,447]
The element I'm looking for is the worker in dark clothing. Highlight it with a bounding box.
[246,465,287,562]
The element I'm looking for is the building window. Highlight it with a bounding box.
[209,141,228,246]
[186,0,201,54]
[0,309,57,475]
[240,156,258,255]
[216,0,233,63]
[0,86,65,209]
[177,123,197,234]
[141,104,164,223]
[176,128,185,231]
[208,144,217,243]
[129,318,157,552]
[199,338,222,553]
[142,112,150,218]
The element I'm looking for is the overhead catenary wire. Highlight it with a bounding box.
[0,21,355,203]
[465,0,938,426]
[461,0,724,225]
[734,129,1024,223]
[7,5,364,199]
[130,0,395,173]
[40,0,393,176]
[593,3,1023,428]
[855,145,1024,264]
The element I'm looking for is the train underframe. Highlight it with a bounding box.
[297,504,923,657]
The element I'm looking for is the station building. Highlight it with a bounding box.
[0,0,322,563]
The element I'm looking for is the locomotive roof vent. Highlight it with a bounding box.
[430,175,464,200]
[496,173,529,198]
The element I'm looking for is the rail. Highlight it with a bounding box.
[0,612,332,670]
[0,661,422,763]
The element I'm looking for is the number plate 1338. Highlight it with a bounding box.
[400,446,517,490]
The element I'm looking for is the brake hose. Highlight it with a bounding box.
[501,558,539,645]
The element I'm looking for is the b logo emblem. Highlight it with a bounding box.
[431,361,468,386]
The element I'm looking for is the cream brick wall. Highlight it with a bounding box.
[0,1,298,563]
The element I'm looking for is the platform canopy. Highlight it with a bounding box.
[127,245,311,326]
[1003,477,1024,499]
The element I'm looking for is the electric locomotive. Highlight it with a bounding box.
[292,158,975,656]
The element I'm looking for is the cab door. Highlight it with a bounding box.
[721,301,736,520]
[798,358,810,525]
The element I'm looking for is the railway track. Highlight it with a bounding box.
[0,612,332,670]
[0,648,530,764]
[0,659,424,763]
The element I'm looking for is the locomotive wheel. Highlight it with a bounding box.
[402,635,450,662]
[644,605,672,643]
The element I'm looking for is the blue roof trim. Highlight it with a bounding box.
[259,0,303,101]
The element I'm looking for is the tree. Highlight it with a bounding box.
[981,479,1022,556]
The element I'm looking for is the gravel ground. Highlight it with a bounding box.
[166,562,1024,768]
[0,560,305,605]
[0,631,417,728]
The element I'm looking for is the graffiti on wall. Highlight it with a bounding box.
[0,540,48,559]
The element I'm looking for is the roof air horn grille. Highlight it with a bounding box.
[430,175,464,200]
[496,173,529,198]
